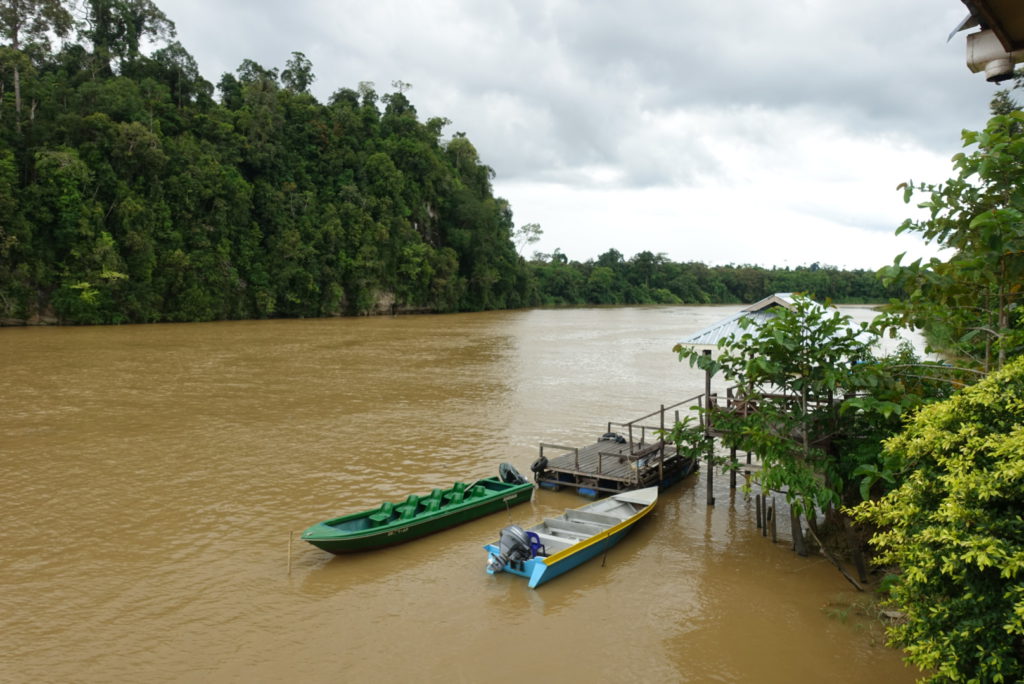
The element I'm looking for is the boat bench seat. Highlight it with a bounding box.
[396,495,421,520]
[544,518,606,536]
[368,502,395,526]
[565,511,621,526]
[444,482,468,505]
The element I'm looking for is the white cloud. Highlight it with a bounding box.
[497,178,948,269]
[157,0,1000,269]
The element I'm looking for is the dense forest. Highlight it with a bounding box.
[528,252,893,307]
[0,0,894,325]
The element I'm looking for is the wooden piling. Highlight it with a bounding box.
[705,437,715,506]
[762,494,769,538]
[770,497,778,543]
[703,350,715,507]
[755,494,763,529]
[658,404,665,483]
[729,446,737,489]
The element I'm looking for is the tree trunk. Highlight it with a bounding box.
[791,508,807,556]
[12,30,21,133]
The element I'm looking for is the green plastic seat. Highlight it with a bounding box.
[398,494,421,520]
[368,502,394,526]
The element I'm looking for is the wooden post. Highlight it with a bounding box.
[729,445,737,489]
[703,349,713,425]
[746,450,752,465]
[704,350,714,506]
[762,491,768,538]
[705,436,715,506]
[770,497,778,543]
[755,494,762,529]
[658,404,665,483]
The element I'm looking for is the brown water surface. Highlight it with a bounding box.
[0,306,919,682]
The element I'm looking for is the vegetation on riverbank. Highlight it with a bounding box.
[0,1,894,325]
[674,105,1024,682]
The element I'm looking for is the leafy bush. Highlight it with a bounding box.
[852,356,1024,682]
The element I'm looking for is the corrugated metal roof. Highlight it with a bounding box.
[678,293,797,346]
[678,293,874,348]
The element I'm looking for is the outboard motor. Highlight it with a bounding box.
[487,525,532,574]
[499,462,528,485]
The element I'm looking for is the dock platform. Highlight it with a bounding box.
[532,401,700,496]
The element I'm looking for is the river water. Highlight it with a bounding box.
[1,305,920,683]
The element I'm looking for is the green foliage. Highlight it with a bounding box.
[528,253,898,308]
[672,296,950,516]
[838,340,961,501]
[0,1,901,326]
[851,356,1024,682]
[0,4,534,323]
[674,296,887,514]
[884,112,1024,371]
[661,416,708,462]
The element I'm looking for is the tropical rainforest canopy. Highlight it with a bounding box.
[0,0,896,325]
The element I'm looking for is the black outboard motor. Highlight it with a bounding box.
[499,462,528,485]
[487,525,532,574]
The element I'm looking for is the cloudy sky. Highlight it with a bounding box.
[156,0,999,269]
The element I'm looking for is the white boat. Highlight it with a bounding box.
[484,487,657,588]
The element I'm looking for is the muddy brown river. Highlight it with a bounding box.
[1,306,920,682]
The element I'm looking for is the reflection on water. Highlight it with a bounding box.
[0,306,918,682]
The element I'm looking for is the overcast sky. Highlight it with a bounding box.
[156,0,1000,269]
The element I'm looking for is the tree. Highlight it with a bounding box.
[150,41,211,108]
[512,221,541,256]
[82,0,175,74]
[883,112,1024,371]
[0,0,72,129]
[280,50,313,94]
[851,355,1024,682]
[675,296,886,518]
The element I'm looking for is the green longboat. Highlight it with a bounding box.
[301,464,534,554]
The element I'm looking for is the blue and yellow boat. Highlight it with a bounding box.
[484,486,657,588]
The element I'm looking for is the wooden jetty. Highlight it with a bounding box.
[530,377,817,499]
[532,401,700,496]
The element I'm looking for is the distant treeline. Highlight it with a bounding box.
[528,250,895,306]
[0,1,895,324]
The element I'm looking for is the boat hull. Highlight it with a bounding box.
[303,477,533,554]
[485,487,657,588]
